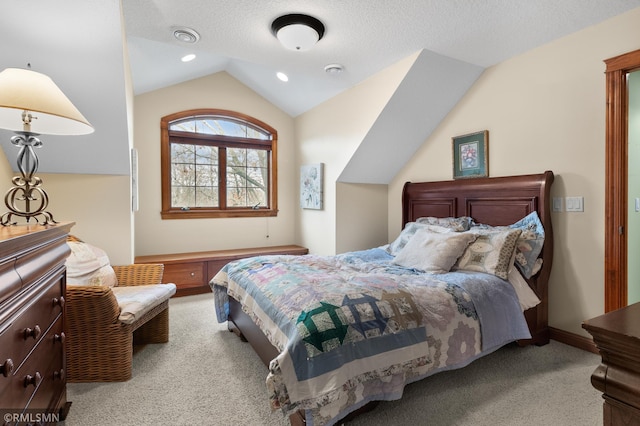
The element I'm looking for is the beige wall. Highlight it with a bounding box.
[42,173,133,265]
[336,183,388,254]
[133,72,297,256]
[295,53,419,255]
[389,8,640,337]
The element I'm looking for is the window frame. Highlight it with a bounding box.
[160,108,278,219]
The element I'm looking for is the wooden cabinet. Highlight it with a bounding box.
[0,222,73,426]
[135,245,308,297]
[583,303,640,426]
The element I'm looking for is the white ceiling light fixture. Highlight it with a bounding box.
[276,72,289,82]
[271,14,325,51]
[181,54,196,62]
[173,27,200,44]
[324,63,344,75]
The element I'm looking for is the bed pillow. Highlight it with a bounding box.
[507,265,541,311]
[393,228,478,273]
[509,211,545,278]
[66,238,118,287]
[386,222,453,256]
[453,228,522,280]
[415,216,473,231]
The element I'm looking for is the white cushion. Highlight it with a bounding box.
[111,284,177,324]
[393,228,478,273]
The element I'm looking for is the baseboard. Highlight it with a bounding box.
[549,326,599,354]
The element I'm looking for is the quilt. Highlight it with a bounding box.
[211,248,530,426]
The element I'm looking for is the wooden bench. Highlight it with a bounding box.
[135,245,308,297]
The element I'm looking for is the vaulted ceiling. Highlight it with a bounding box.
[1,1,639,179]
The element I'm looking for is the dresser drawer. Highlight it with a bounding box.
[0,277,64,376]
[25,316,65,414]
[163,262,206,286]
[0,314,63,412]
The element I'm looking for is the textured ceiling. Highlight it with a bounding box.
[1,1,639,177]
[123,0,640,117]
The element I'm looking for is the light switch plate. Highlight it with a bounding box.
[565,196,584,212]
[552,197,563,212]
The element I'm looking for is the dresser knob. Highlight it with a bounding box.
[1,358,14,377]
[53,295,65,308]
[54,332,66,344]
[53,368,65,381]
[23,325,41,340]
[190,272,195,277]
[24,371,42,388]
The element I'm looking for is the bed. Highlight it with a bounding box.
[210,171,554,426]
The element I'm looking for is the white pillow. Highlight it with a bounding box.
[66,241,118,287]
[393,228,478,273]
[507,265,541,311]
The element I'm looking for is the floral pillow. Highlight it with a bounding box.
[508,211,545,278]
[393,228,478,273]
[66,237,118,287]
[453,228,522,280]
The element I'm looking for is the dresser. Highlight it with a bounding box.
[135,245,309,297]
[583,303,640,426]
[0,223,73,426]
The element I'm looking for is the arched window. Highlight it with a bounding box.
[160,109,277,219]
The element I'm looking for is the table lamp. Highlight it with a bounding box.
[0,67,94,225]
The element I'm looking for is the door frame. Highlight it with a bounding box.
[605,48,640,312]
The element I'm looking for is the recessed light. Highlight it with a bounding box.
[276,72,289,82]
[181,54,196,62]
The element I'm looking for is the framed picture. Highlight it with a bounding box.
[452,130,489,179]
[300,163,323,209]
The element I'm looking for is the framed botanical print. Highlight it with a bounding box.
[452,130,489,179]
[300,163,323,209]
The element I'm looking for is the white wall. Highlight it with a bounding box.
[389,8,640,337]
[133,72,297,256]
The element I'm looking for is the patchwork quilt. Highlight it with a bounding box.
[211,248,530,426]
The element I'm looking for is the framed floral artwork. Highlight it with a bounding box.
[300,163,323,209]
[452,130,489,179]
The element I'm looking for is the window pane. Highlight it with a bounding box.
[195,145,217,164]
[172,186,195,207]
[170,117,270,140]
[171,163,195,186]
[171,143,195,163]
[227,148,246,167]
[195,164,218,187]
[195,186,218,207]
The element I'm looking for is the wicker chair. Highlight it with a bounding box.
[66,263,173,382]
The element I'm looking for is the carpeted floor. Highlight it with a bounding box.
[63,293,603,426]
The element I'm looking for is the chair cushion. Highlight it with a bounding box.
[66,240,118,287]
[111,284,177,324]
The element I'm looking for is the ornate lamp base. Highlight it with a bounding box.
[1,131,57,226]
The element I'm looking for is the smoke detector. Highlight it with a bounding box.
[173,27,200,43]
[324,64,344,75]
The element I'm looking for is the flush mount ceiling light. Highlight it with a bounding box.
[173,27,200,44]
[271,14,325,51]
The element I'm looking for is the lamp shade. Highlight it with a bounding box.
[0,68,93,135]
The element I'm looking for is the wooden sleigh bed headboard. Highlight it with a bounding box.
[401,170,554,345]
